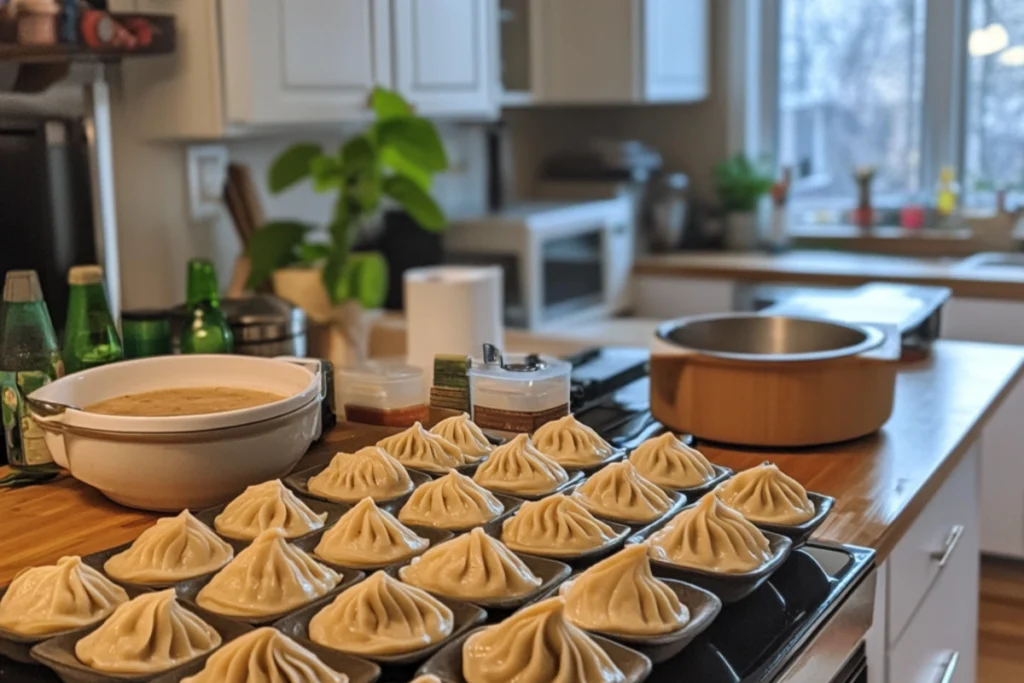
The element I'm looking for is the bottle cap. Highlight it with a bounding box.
[68,265,104,286]
[3,270,44,303]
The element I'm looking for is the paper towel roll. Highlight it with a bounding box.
[404,266,504,385]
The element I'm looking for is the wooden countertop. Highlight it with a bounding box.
[634,250,1024,300]
[1,340,1021,582]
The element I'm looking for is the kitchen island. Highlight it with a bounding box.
[0,340,1021,683]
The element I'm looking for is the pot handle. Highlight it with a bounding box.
[275,356,325,440]
[857,323,903,363]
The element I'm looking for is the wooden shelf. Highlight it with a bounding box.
[0,13,174,65]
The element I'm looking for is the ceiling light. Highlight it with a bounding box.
[969,23,1010,56]
[998,45,1024,66]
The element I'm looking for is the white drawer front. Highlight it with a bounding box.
[889,471,979,683]
[888,445,978,645]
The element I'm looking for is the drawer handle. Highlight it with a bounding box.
[935,650,959,683]
[930,525,965,568]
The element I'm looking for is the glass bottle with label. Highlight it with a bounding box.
[179,258,234,354]
[63,265,123,373]
[1,270,64,470]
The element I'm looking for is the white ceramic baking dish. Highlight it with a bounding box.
[28,355,320,511]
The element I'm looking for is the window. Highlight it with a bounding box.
[750,0,1024,218]
[964,0,1024,208]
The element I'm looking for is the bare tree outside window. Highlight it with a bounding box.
[778,0,926,212]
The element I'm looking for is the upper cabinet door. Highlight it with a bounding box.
[221,0,392,124]
[391,0,498,118]
[643,0,708,101]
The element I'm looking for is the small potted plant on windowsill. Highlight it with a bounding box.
[246,87,448,365]
[713,154,774,250]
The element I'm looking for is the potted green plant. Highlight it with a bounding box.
[246,87,448,364]
[713,154,773,250]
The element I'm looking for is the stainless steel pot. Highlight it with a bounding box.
[222,295,307,358]
[650,314,897,447]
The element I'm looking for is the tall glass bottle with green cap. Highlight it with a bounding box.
[1,270,64,469]
[63,265,124,374]
[180,258,234,354]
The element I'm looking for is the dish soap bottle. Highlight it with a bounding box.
[180,258,234,354]
[0,270,64,470]
[63,265,123,373]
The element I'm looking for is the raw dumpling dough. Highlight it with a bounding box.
[410,677,442,683]
[473,433,569,496]
[629,433,716,489]
[563,545,688,636]
[430,413,492,460]
[501,494,618,558]
[314,497,429,568]
[646,495,773,574]
[572,461,674,523]
[214,479,327,541]
[398,471,504,530]
[462,597,625,683]
[715,462,816,525]
[399,528,541,601]
[181,627,346,683]
[377,422,469,473]
[75,589,220,674]
[532,415,617,468]
[309,570,454,656]
[196,528,340,618]
[308,446,413,504]
[0,556,128,636]
[104,510,233,585]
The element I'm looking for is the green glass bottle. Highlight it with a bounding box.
[1,270,64,470]
[121,309,173,359]
[180,259,234,354]
[63,265,124,374]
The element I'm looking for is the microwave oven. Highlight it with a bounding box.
[443,198,634,331]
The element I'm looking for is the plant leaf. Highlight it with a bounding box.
[382,175,447,231]
[246,221,309,289]
[310,155,344,192]
[297,243,332,265]
[370,87,413,120]
[340,135,375,176]
[321,254,349,305]
[381,146,431,191]
[376,118,448,172]
[268,144,322,193]
[348,252,389,308]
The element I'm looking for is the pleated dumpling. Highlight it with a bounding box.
[473,434,569,496]
[75,589,220,674]
[629,433,716,489]
[308,446,413,504]
[104,510,233,584]
[532,415,616,468]
[314,497,429,568]
[377,422,469,473]
[0,556,128,636]
[563,545,688,636]
[430,413,492,460]
[646,495,772,574]
[715,462,816,525]
[398,471,504,530]
[181,627,346,683]
[214,479,327,541]
[572,461,674,523]
[399,528,541,601]
[462,597,625,683]
[501,494,618,557]
[196,528,340,617]
[309,571,454,656]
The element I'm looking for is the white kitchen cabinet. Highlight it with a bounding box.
[942,297,1024,560]
[510,0,709,105]
[392,0,498,117]
[220,0,392,125]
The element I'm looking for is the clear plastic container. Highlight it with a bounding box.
[468,353,571,436]
[335,360,428,427]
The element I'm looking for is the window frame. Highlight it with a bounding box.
[731,0,969,206]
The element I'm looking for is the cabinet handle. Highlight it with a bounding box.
[929,524,965,568]
[935,650,959,683]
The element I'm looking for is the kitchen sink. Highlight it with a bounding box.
[955,252,1024,274]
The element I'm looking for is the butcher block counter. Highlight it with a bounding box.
[0,339,1021,585]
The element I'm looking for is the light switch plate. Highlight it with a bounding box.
[186,144,228,221]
